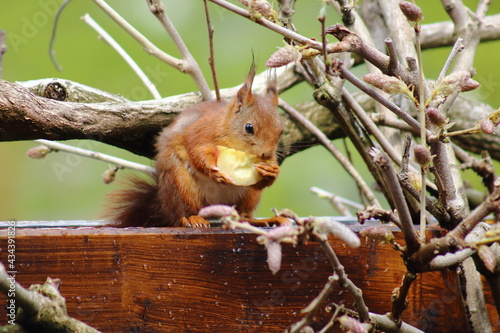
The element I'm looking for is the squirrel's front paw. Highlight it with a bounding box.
[254,161,280,179]
[210,166,234,184]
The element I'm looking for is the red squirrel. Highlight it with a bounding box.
[108,65,283,227]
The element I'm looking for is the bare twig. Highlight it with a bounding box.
[93,0,183,70]
[317,303,343,333]
[91,0,214,97]
[372,114,417,133]
[454,145,496,193]
[385,38,399,75]
[0,30,6,81]
[442,0,488,73]
[310,187,364,215]
[146,0,213,100]
[420,14,500,49]
[49,0,73,71]
[210,0,324,50]
[289,274,339,332]
[437,37,465,82]
[0,263,41,316]
[391,272,417,323]
[329,0,355,26]
[445,125,481,137]
[319,4,329,68]
[414,180,500,269]
[81,14,161,100]
[369,313,424,333]
[343,88,410,170]
[370,148,420,254]
[0,263,101,332]
[176,1,500,65]
[203,0,221,101]
[317,234,370,322]
[428,222,490,270]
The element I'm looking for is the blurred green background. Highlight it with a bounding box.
[1,1,499,221]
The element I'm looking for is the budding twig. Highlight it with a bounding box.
[340,66,424,135]
[279,98,379,207]
[33,139,155,175]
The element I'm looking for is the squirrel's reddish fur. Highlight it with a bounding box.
[108,67,282,227]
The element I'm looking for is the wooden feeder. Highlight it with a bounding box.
[0,221,498,332]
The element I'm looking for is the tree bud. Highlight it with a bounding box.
[26,146,52,159]
[434,71,471,97]
[426,107,447,127]
[480,118,495,134]
[413,144,432,167]
[363,73,411,96]
[399,1,423,23]
[102,168,117,184]
[461,78,480,92]
[266,45,301,68]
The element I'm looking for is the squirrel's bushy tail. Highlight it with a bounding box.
[105,175,165,227]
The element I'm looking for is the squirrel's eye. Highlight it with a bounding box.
[245,123,254,135]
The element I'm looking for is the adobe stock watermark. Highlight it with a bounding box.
[124,63,170,101]
[5,221,17,325]
[470,73,500,101]
[7,0,60,54]
[50,134,104,182]
[240,245,327,332]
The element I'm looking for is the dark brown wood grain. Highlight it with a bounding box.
[0,226,497,332]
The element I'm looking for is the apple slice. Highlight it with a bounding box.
[216,146,263,186]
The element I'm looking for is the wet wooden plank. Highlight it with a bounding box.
[0,225,497,332]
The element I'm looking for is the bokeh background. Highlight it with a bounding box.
[1,0,499,221]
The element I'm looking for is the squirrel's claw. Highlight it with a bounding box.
[181,215,211,228]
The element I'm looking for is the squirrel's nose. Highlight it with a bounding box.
[261,152,274,160]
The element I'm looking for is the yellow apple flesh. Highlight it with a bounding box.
[216,146,263,186]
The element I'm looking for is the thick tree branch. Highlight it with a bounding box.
[420,14,500,49]
[2,74,500,163]
[0,67,343,159]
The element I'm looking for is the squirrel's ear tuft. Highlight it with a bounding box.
[266,70,278,106]
[245,61,256,88]
[236,62,256,107]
